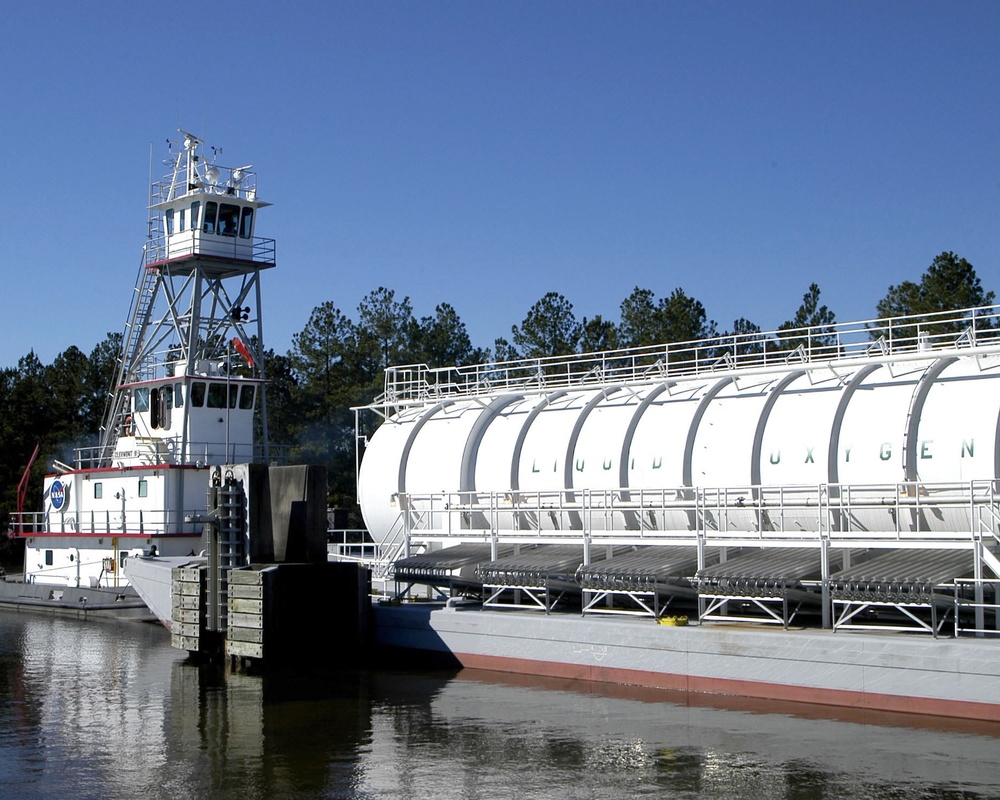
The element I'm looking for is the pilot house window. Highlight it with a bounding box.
[203,201,218,234]
[239,385,256,410]
[218,204,240,237]
[207,383,228,408]
[200,201,244,237]
[239,207,254,239]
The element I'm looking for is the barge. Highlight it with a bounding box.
[355,305,1000,720]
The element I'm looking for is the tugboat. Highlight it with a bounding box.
[3,132,275,616]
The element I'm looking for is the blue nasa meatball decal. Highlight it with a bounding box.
[49,479,67,511]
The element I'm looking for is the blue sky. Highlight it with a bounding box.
[2,1,999,369]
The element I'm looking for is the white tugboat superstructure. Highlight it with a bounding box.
[10,132,275,591]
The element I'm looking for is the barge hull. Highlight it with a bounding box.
[0,578,153,621]
[373,603,1000,721]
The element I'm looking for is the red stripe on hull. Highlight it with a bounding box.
[453,652,1000,723]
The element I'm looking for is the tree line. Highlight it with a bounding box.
[0,251,993,564]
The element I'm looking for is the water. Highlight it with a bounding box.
[2,612,999,800]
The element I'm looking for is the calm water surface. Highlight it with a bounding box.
[1,611,999,799]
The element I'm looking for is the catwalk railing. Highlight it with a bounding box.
[381,480,1000,634]
[392,480,1000,549]
[370,305,1000,411]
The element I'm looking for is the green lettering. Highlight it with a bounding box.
[879,443,892,461]
[920,441,933,459]
[962,439,975,458]
[531,460,540,473]
[602,459,612,471]
[805,447,814,464]
[844,447,851,462]
[652,457,662,470]
[770,451,781,465]
[575,459,585,472]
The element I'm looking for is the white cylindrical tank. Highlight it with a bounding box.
[356,404,423,542]
[358,354,1000,541]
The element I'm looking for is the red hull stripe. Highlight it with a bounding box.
[453,652,1000,723]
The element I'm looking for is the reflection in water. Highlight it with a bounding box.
[163,661,372,798]
[0,614,180,797]
[1,612,999,799]
[360,670,1000,800]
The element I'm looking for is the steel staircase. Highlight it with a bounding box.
[97,249,159,462]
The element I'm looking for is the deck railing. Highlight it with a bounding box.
[391,479,1000,547]
[144,233,276,267]
[326,529,380,562]
[370,305,1000,411]
[9,508,207,538]
[954,578,1000,637]
[71,440,289,469]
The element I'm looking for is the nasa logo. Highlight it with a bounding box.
[50,480,66,511]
